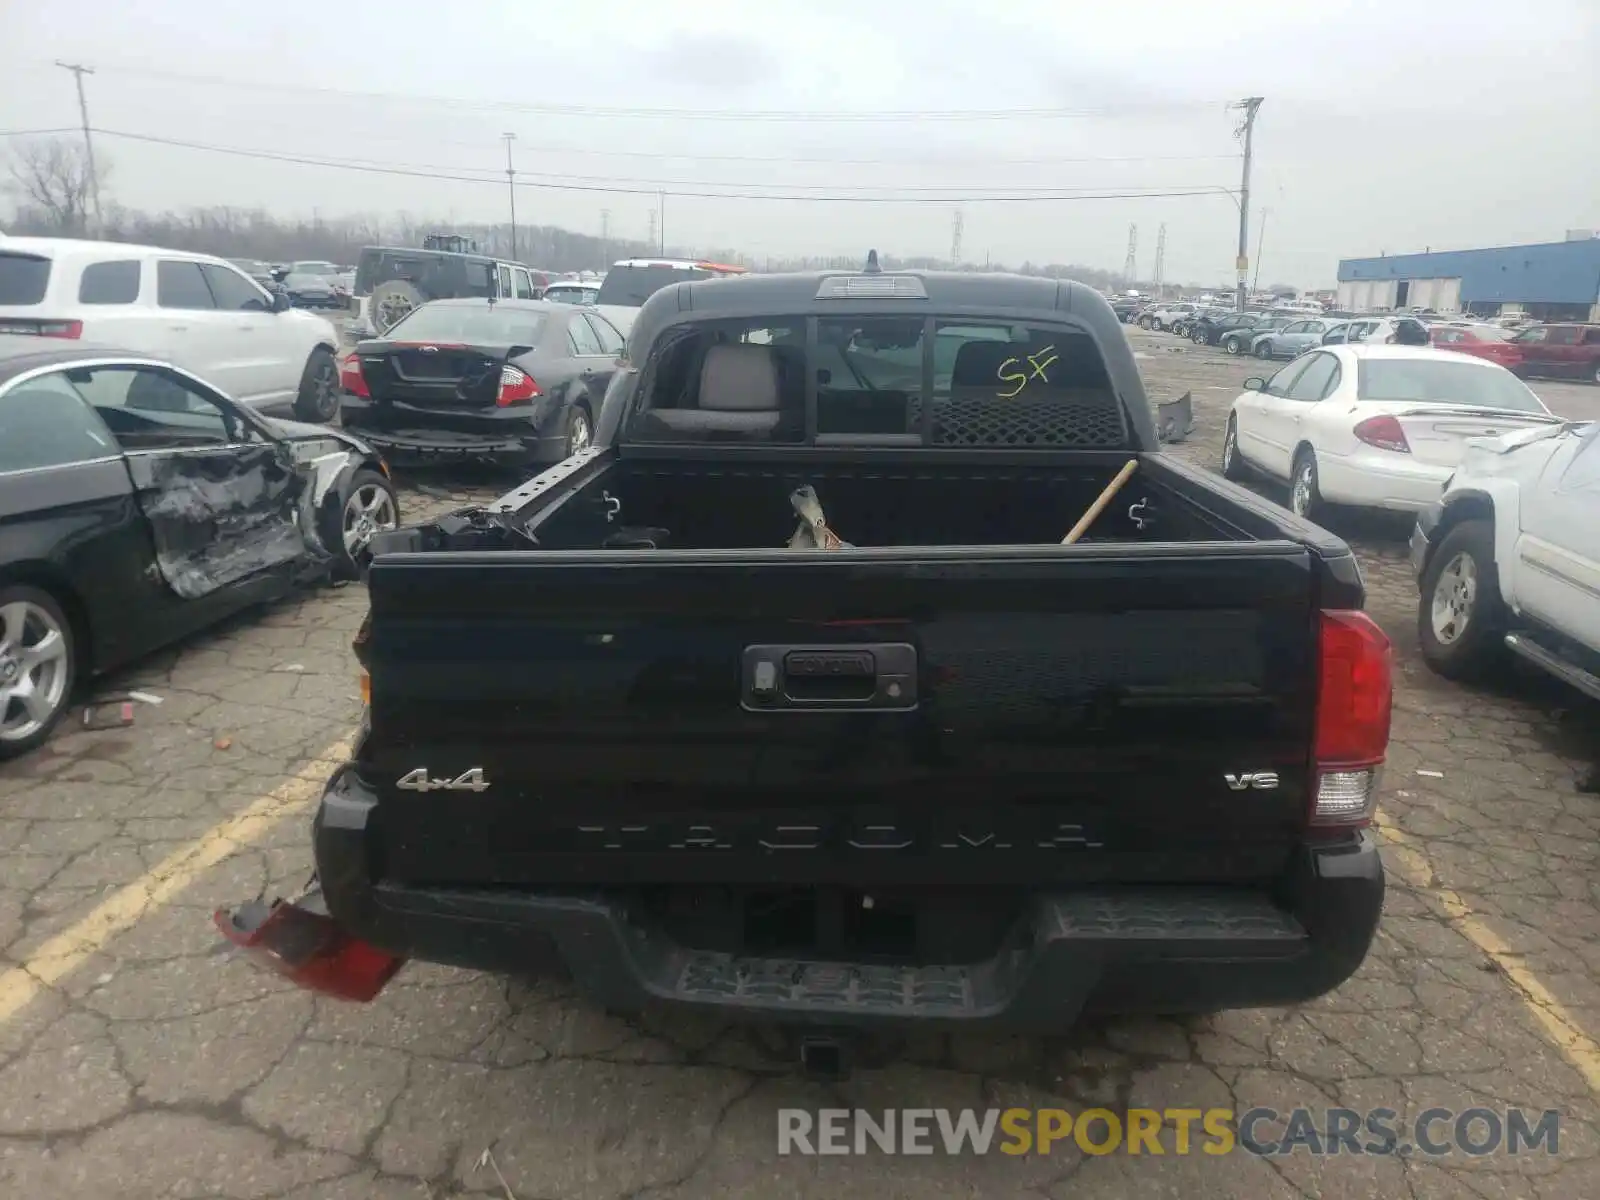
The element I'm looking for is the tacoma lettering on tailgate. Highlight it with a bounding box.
[568,818,1104,852]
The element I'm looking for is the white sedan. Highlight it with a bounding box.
[1221,344,1562,522]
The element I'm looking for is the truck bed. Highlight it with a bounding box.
[514,451,1258,550]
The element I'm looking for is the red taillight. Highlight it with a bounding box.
[1353,414,1410,454]
[0,318,82,339]
[496,365,542,407]
[1311,610,1393,828]
[214,899,404,1002]
[338,352,369,397]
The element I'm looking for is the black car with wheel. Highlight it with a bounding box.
[1220,316,1291,356]
[336,299,624,469]
[0,337,399,760]
[1191,311,1267,347]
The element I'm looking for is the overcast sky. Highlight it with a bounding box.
[5,0,1597,287]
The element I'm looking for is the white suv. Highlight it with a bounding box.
[0,237,342,422]
[1139,302,1195,332]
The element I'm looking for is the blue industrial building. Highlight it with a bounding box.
[1336,236,1600,321]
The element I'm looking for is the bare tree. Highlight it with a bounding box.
[6,137,106,235]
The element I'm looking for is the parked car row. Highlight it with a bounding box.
[1218,338,1599,711]
[1132,297,1600,385]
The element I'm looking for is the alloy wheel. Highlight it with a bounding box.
[1291,461,1315,516]
[0,601,69,744]
[312,357,338,420]
[1430,552,1478,645]
[568,412,592,456]
[342,484,398,558]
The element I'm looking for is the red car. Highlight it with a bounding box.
[1430,325,1524,370]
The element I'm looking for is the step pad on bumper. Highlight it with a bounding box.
[672,956,978,1016]
[1050,891,1305,943]
[636,891,1307,1019]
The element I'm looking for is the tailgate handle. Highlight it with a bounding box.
[743,643,918,712]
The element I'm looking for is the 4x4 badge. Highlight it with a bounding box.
[397,767,489,793]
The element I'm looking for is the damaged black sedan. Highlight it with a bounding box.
[0,337,399,759]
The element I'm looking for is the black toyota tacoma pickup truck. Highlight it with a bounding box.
[220,262,1393,1050]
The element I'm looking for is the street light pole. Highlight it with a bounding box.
[55,61,103,236]
[502,133,518,262]
[1233,97,1264,312]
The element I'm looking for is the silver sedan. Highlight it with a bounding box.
[1250,318,1347,360]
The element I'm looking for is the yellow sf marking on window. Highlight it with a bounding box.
[996,346,1060,398]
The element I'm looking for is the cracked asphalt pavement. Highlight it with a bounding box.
[1,328,1598,1198]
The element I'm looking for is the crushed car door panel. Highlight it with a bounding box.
[66,363,313,600]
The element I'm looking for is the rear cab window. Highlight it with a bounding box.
[624,313,1126,450]
[0,252,52,306]
[79,260,143,305]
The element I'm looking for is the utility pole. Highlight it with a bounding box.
[600,209,610,270]
[1153,223,1167,297]
[1123,224,1138,286]
[950,208,964,266]
[502,133,518,262]
[647,208,657,254]
[55,61,103,236]
[658,191,666,255]
[1233,97,1264,312]
[1251,207,1269,296]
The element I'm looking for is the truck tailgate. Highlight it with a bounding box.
[360,544,1319,887]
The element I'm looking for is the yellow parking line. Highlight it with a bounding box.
[0,733,353,1027]
[1378,816,1600,1093]
[5,731,1597,1099]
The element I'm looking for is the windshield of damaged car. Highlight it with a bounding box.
[1357,359,1548,413]
[382,304,547,345]
[626,315,1126,449]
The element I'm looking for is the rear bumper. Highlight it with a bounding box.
[339,402,564,465]
[1317,451,1451,513]
[312,766,1385,1029]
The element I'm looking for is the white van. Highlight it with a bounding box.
[0,237,343,421]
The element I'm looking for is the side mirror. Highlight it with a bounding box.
[1243,377,1266,391]
[270,289,292,313]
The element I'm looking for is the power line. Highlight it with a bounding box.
[63,61,1224,123]
[0,128,81,138]
[91,128,1240,203]
[210,126,1242,169]
[343,137,1240,169]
